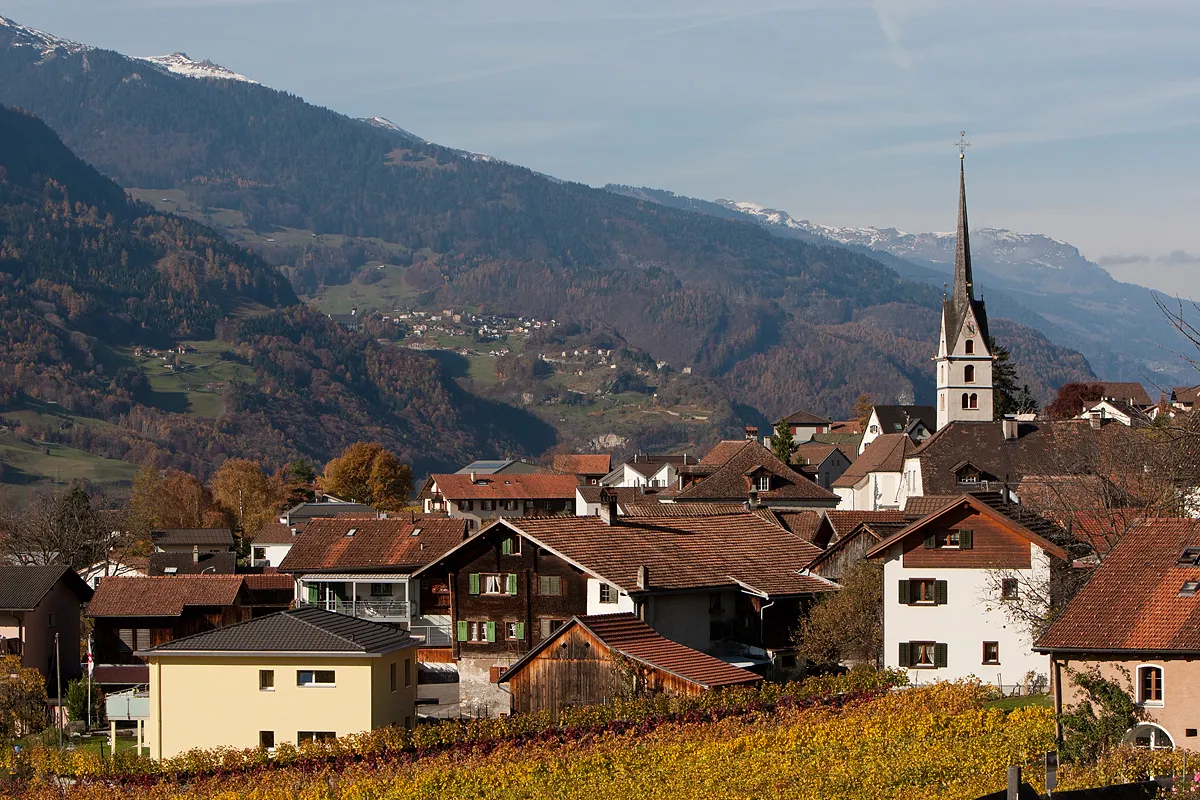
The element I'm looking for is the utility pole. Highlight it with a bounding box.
[55,632,63,749]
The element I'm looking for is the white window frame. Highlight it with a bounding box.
[483,574,503,595]
[599,583,618,604]
[297,669,336,688]
[1137,664,1165,707]
[755,476,771,492]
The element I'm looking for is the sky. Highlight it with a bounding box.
[5,0,1200,293]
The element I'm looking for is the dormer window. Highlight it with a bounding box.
[756,476,771,492]
[965,339,974,354]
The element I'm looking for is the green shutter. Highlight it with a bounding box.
[506,573,518,595]
[959,530,974,550]
[934,580,948,606]
[501,538,512,555]
[898,580,910,605]
[468,573,481,595]
[456,621,468,642]
[485,622,497,643]
[514,622,525,640]
[934,642,948,668]
[924,534,936,549]
[898,642,910,667]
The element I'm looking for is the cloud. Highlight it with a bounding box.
[1159,250,1200,265]
[1096,254,1150,266]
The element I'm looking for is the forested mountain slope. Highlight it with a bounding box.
[0,104,552,483]
[0,16,1094,421]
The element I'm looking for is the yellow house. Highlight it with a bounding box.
[138,605,418,758]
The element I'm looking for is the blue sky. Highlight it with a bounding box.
[7,0,1200,292]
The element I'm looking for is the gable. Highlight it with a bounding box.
[898,505,1033,570]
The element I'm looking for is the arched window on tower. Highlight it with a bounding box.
[965,339,974,354]
[964,365,975,383]
[969,393,978,409]
[961,393,970,409]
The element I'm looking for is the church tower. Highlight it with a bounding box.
[935,142,993,430]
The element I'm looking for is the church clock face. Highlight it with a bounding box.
[966,322,976,335]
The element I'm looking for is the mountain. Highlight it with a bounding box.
[0,103,552,489]
[137,53,258,84]
[0,15,1094,431]
[691,196,1191,389]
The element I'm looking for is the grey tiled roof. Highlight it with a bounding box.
[151,528,234,548]
[0,565,92,610]
[148,552,237,576]
[141,605,414,655]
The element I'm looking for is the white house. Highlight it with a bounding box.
[599,454,692,489]
[251,523,301,569]
[859,406,935,455]
[865,493,1069,693]
[831,433,914,511]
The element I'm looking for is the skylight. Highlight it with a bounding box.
[345,528,358,537]
[1177,547,1200,566]
[1180,580,1200,597]
[410,527,422,537]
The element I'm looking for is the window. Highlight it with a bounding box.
[969,393,978,409]
[755,475,771,492]
[259,731,275,749]
[253,547,266,560]
[483,574,503,594]
[297,731,336,744]
[404,657,412,688]
[964,364,975,383]
[541,499,554,510]
[1139,665,1164,705]
[458,500,471,512]
[481,500,494,511]
[982,642,1000,664]
[912,579,937,604]
[505,621,526,640]
[913,642,936,667]
[899,641,946,669]
[389,662,397,692]
[538,575,563,596]
[297,670,336,687]
[370,583,393,597]
[869,424,879,434]
[709,593,724,613]
[962,393,970,409]
[965,339,974,354]
[502,536,522,555]
[259,670,275,691]
[540,618,566,639]
[925,530,972,549]
[1126,723,1174,750]
[461,620,496,643]
[1001,579,1019,600]
[599,583,618,604]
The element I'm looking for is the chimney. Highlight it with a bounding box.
[598,488,619,525]
[470,470,478,483]
[637,565,649,590]
[290,526,298,537]
[746,488,760,510]
[1001,418,1018,441]
[192,544,199,564]
[745,425,759,441]
[1089,409,1103,430]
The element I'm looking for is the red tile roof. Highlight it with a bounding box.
[782,409,831,426]
[902,495,959,518]
[794,442,853,466]
[1097,382,1153,407]
[87,576,246,618]
[831,433,913,488]
[677,441,837,502]
[428,473,581,501]
[242,574,295,591]
[553,454,613,476]
[825,510,907,542]
[701,440,748,465]
[497,514,835,597]
[759,510,826,544]
[622,502,747,518]
[277,518,468,573]
[500,613,761,690]
[253,522,301,545]
[1036,519,1200,653]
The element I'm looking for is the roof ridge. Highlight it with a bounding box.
[287,606,367,650]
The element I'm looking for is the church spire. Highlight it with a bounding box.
[953,133,973,306]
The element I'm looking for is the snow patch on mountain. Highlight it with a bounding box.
[359,117,428,143]
[0,14,91,59]
[138,53,257,84]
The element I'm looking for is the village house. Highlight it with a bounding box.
[599,454,694,490]
[866,492,1070,693]
[455,459,548,476]
[138,606,419,758]
[1035,518,1200,750]
[1170,385,1200,411]
[574,485,673,517]
[0,566,92,686]
[151,528,234,555]
[277,517,469,648]
[859,405,936,454]
[419,473,579,530]
[1078,399,1151,428]
[777,409,833,444]
[81,554,148,589]
[793,442,854,490]
[251,522,302,569]
[673,440,839,509]
[1096,381,1154,411]
[412,503,836,716]
[831,433,915,511]
[279,501,383,527]
[498,613,761,717]
[807,519,909,582]
[87,575,252,686]
[148,549,237,576]
[552,454,613,485]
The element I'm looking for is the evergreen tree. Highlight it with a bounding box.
[990,339,1039,418]
[770,418,798,464]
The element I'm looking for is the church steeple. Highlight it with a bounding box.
[935,133,993,430]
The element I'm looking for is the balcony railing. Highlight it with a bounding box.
[298,599,410,620]
[409,624,453,647]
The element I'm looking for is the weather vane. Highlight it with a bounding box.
[955,131,971,160]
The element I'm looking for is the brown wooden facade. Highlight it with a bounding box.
[898,505,1033,570]
[93,602,250,665]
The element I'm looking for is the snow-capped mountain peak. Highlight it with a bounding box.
[0,14,91,59]
[359,116,426,142]
[137,53,257,84]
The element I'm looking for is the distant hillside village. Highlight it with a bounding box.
[5,160,1200,762]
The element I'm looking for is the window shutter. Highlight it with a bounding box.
[959,530,974,550]
[515,622,525,640]
[898,642,910,667]
[934,642,948,668]
[934,580,948,605]
[924,534,936,549]
[501,538,512,555]
[898,580,910,605]
[468,573,481,595]
[485,622,497,643]
[456,621,468,642]
[506,574,518,595]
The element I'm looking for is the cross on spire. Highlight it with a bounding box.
[955,131,971,160]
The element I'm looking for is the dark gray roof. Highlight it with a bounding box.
[781,409,831,426]
[148,552,238,576]
[872,405,936,435]
[0,566,92,610]
[151,528,234,548]
[282,502,379,522]
[139,605,415,655]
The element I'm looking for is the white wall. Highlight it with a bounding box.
[585,578,636,616]
[253,543,294,569]
[880,542,1050,691]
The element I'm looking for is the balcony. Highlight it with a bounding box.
[298,598,411,621]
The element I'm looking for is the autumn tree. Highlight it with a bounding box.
[0,485,110,570]
[0,655,48,742]
[129,466,228,531]
[769,418,798,464]
[319,443,413,511]
[852,393,874,430]
[210,459,287,537]
[990,340,1039,418]
[795,561,884,667]
[1046,382,1105,420]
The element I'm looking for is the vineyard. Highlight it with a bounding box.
[3,673,1195,800]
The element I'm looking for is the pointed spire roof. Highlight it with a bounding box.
[942,151,989,349]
